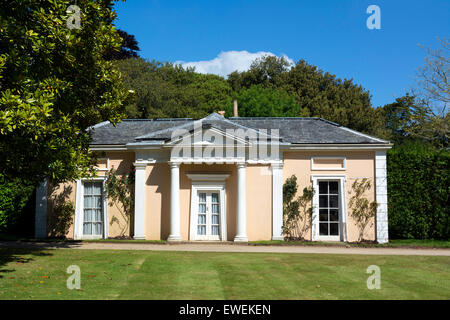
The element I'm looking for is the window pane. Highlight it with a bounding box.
[212,204,219,214]
[211,215,219,225]
[83,223,92,235]
[199,193,206,202]
[199,204,206,213]
[319,195,328,208]
[84,196,91,208]
[319,209,328,222]
[94,222,102,235]
[329,195,339,208]
[329,209,339,222]
[93,183,102,195]
[330,223,339,236]
[211,193,219,203]
[211,225,219,235]
[329,181,338,194]
[95,209,102,222]
[198,214,206,225]
[197,225,206,235]
[319,182,328,194]
[94,196,102,209]
[84,209,92,222]
[319,223,328,236]
[84,183,92,195]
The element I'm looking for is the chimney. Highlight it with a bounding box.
[233,100,238,117]
[218,110,225,117]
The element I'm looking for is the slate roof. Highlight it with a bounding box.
[89,113,389,145]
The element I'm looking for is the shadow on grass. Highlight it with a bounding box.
[0,234,89,279]
[0,248,54,279]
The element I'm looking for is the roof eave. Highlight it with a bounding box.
[286,143,393,150]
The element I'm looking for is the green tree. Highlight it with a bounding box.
[228,57,382,134]
[0,0,129,185]
[379,94,416,145]
[225,85,307,117]
[227,55,292,91]
[406,38,449,148]
[116,58,233,119]
[105,29,140,60]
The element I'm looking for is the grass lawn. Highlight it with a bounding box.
[0,248,449,300]
[250,239,450,248]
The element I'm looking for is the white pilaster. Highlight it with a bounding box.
[133,163,147,240]
[234,162,248,242]
[168,162,182,241]
[271,163,284,240]
[375,151,389,244]
[35,179,47,239]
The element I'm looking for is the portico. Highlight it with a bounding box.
[133,156,284,243]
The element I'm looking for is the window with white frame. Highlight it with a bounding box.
[83,182,104,236]
[318,180,340,237]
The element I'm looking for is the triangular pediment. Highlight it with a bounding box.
[166,125,249,147]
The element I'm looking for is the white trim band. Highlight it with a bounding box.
[375,151,389,244]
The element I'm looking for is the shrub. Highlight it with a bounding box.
[387,147,449,240]
[0,174,35,232]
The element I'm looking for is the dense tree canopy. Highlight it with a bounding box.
[224,85,305,118]
[228,57,382,134]
[0,0,129,184]
[115,58,233,119]
[105,29,140,60]
[117,56,384,135]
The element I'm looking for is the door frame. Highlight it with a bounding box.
[189,182,227,241]
[311,175,347,242]
[74,177,108,240]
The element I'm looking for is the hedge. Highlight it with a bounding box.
[387,147,449,240]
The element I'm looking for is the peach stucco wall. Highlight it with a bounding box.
[144,163,272,241]
[48,150,377,242]
[47,151,135,239]
[283,151,376,242]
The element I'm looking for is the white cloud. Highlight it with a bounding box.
[176,50,294,77]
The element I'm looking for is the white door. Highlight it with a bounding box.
[196,191,221,241]
[317,180,341,241]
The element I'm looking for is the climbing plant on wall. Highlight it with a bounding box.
[282,175,315,240]
[348,178,378,242]
[105,165,135,237]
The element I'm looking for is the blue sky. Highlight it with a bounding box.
[114,0,449,108]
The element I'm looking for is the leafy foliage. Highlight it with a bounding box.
[227,55,292,92]
[105,166,135,237]
[115,58,233,118]
[117,55,384,136]
[223,85,306,117]
[0,174,35,232]
[105,29,140,60]
[348,178,378,242]
[0,0,129,185]
[227,56,382,134]
[282,175,315,240]
[387,146,449,240]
